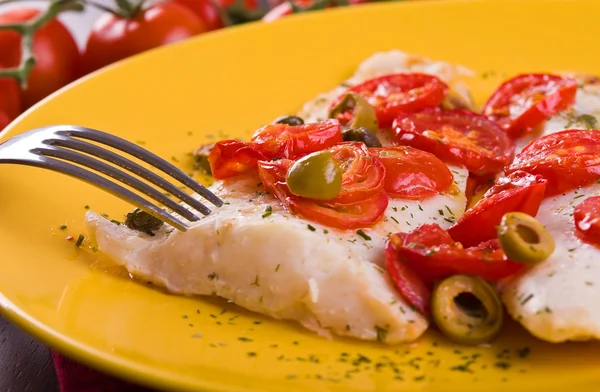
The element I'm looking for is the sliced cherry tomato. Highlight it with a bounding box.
[82,2,205,75]
[393,108,515,175]
[174,0,225,30]
[208,140,265,179]
[448,171,547,247]
[482,74,577,138]
[257,144,388,229]
[391,224,523,283]
[370,146,454,199]
[331,74,448,128]
[0,8,79,109]
[574,196,600,246]
[507,129,600,196]
[385,239,430,316]
[328,142,385,204]
[251,119,342,159]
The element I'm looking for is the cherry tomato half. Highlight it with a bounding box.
[390,224,523,284]
[393,108,515,176]
[574,196,600,246]
[331,73,448,128]
[385,239,431,316]
[506,129,600,196]
[448,171,547,247]
[482,74,577,138]
[208,140,265,179]
[371,146,454,200]
[251,119,342,159]
[0,8,79,109]
[82,2,205,75]
[258,144,388,229]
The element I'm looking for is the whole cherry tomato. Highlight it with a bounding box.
[174,0,225,30]
[574,196,600,246]
[81,2,206,75]
[0,8,79,109]
[0,64,21,126]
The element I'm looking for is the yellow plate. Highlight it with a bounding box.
[2,0,600,390]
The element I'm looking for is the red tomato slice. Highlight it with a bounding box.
[483,74,577,138]
[393,109,515,176]
[251,119,342,159]
[574,196,600,246]
[208,140,265,179]
[329,142,385,204]
[392,224,523,283]
[370,146,454,199]
[448,171,547,247]
[506,129,600,196]
[257,144,389,229]
[385,240,430,316]
[331,73,448,128]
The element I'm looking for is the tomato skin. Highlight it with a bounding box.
[506,129,600,196]
[257,147,388,230]
[174,0,225,30]
[371,146,454,200]
[331,73,448,128]
[448,171,547,247]
[392,224,523,284]
[483,74,577,138]
[82,2,205,75]
[251,119,342,159]
[393,108,515,175]
[385,239,430,316]
[0,70,21,124]
[208,140,265,179]
[574,196,600,246]
[0,8,79,109]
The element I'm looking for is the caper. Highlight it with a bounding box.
[342,127,382,147]
[329,92,379,132]
[273,115,304,126]
[125,209,164,236]
[432,275,503,345]
[497,212,555,263]
[286,150,342,200]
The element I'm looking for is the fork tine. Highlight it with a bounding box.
[58,126,224,208]
[33,146,201,223]
[22,156,188,231]
[51,137,212,216]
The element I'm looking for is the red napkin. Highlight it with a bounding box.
[51,351,152,392]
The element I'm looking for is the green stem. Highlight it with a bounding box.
[0,0,84,86]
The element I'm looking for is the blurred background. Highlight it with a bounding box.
[0,0,378,133]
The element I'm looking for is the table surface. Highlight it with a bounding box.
[0,316,58,392]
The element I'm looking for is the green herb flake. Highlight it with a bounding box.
[59,225,67,230]
[516,347,531,358]
[495,361,511,370]
[247,352,257,357]
[275,264,281,272]
[250,275,260,287]
[418,205,423,211]
[391,216,399,224]
[438,209,444,216]
[238,337,253,342]
[307,224,316,232]
[392,207,398,212]
[84,205,90,209]
[356,230,371,241]
[75,234,85,248]
[208,272,218,281]
[323,229,329,234]
[375,325,388,342]
[262,206,273,218]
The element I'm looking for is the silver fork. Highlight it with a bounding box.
[0,125,223,231]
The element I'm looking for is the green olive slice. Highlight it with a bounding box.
[329,92,378,132]
[497,212,555,263]
[342,127,382,147]
[286,150,342,200]
[432,275,503,345]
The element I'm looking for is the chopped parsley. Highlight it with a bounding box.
[356,230,371,240]
[59,225,67,230]
[75,234,84,248]
[238,337,253,342]
[250,275,260,287]
[375,325,388,342]
[323,229,329,234]
[275,264,281,272]
[262,205,273,218]
[391,216,399,224]
[307,224,316,231]
[208,272,218,281]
